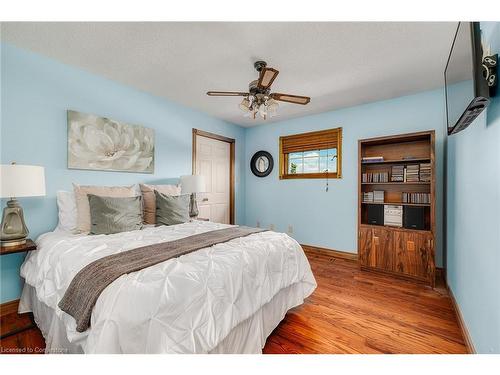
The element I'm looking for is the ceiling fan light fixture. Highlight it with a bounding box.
[258,103,267,119]
[239,97,251,112]
[267,99,279,117]
[207,61,310,121]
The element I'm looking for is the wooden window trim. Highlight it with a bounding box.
[279,127,342,180]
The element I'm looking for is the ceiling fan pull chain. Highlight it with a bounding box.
[325,165,329,192]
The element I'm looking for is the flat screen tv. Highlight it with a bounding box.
[445,22,490,135]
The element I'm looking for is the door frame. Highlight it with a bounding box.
[192,128,236,225]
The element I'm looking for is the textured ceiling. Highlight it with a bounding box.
[2,22,458,126]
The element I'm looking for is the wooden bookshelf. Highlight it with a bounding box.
[358,131,435,286]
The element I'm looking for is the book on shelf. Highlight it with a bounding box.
[363,191,374,202]
[362,156,384,163]
[373,190,384,203]
[391,165,405,182]
[406,164,420,182]
[390,164,425,183]
[363,190,384,203]
[402,192,431,204]
[362,172,389,183]
[419,163,431,182]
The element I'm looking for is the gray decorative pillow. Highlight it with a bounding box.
[88,195,143,235]
[155,191,190,226]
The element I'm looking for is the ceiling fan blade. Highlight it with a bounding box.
[206,91,248,96]
[257,67,279,89]
[271,93,310,105]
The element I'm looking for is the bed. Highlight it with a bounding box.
[19,220,316,353]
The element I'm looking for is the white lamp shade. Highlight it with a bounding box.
[0,164,46,198]
[180,175,206,194]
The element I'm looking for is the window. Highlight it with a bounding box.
[279,127,342,179]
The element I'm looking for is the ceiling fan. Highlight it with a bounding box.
[207,61,311,120]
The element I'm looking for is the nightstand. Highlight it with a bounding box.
[0,239,37,343]
[0,239,37,256]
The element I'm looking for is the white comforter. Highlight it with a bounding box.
[20,221,316,353]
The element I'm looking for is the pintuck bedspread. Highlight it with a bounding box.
[20,221,317,353]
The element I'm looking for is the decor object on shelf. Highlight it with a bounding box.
[250,151,274,177]
[366,205,384,226]
[67,110,155,173]
[361,156,384,163]
[383,204,403,227]
[180,175,206,218]
[0,163,46,247]
[207,61,310,120]
[403,206,426,230]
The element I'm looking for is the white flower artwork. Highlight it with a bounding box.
[67,110,154,173]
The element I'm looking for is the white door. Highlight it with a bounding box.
[195,135,231,224]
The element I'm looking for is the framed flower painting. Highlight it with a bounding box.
[67,110,155,173]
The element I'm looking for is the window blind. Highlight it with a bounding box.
[280,128,341,154]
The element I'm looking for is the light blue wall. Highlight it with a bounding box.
[446,22,500,354]
[244,89,445,265]
[0,43,246,303]
[2,25,499,353]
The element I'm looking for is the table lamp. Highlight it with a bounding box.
[180,175,206,218]
[0,163,46,247]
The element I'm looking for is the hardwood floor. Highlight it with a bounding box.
[0,299,45,354]
[0,327,45,354]
[263,249,467,354]
[0,248,467,354]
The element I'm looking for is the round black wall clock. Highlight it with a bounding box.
[250,151,274,177]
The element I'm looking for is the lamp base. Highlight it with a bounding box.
[1,199,29,246]
[189,193,199,218]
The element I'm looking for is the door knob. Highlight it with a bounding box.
[202,198,209,202]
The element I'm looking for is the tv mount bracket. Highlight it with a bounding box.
[483,54,498,97]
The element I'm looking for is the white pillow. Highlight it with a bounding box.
[56,190,77,232]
